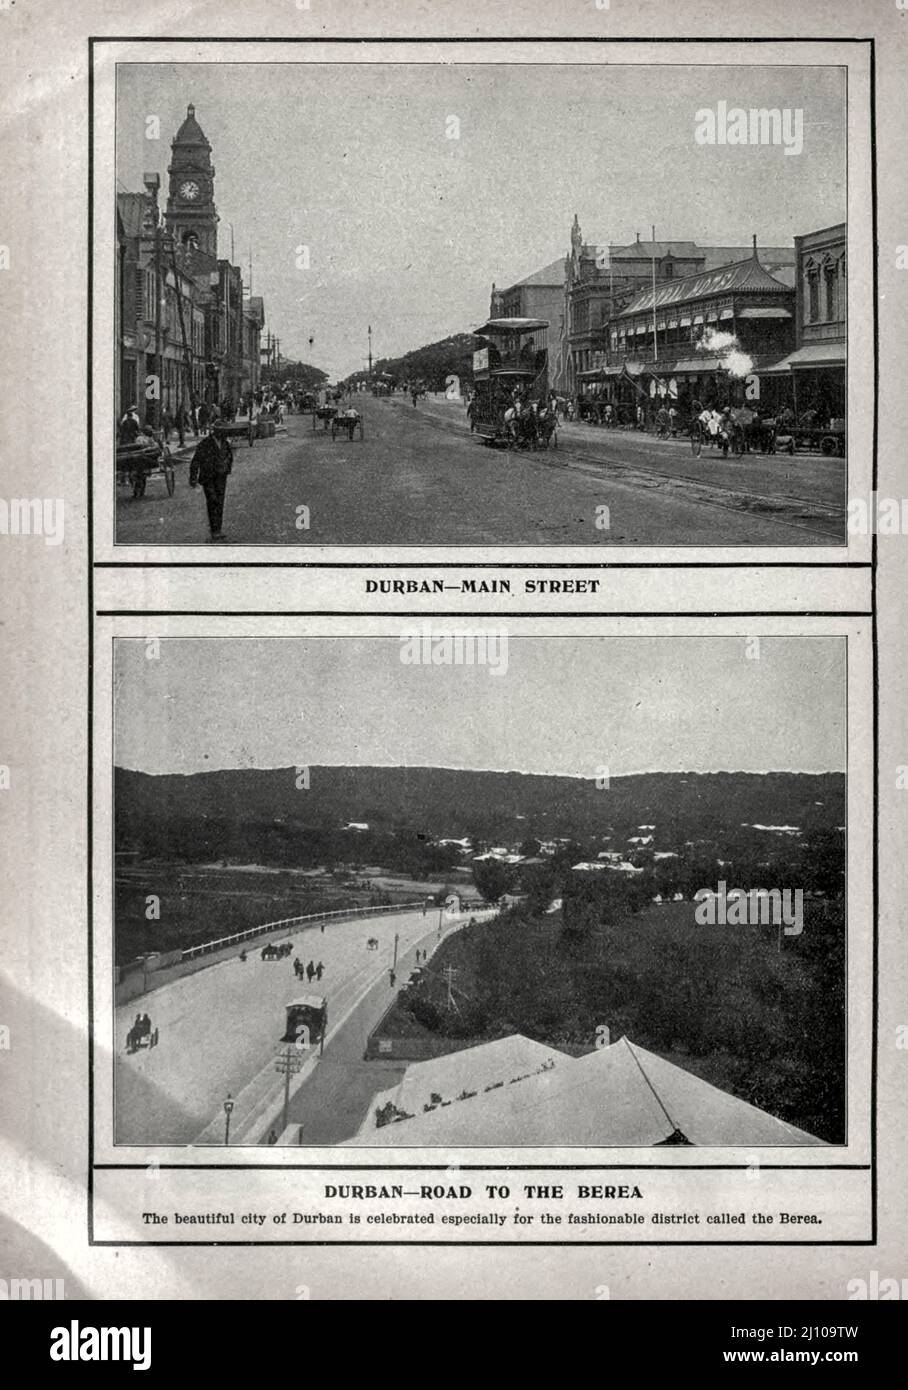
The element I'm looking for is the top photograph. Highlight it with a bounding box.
[104,56,857,552]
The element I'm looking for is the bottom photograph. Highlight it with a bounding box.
[107,632,849,1154]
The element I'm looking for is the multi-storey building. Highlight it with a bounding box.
[558,215,795,399]
[116,103,265,423]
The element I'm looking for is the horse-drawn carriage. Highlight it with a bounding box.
[125,1015,159,1053]
[262,940,293,961]
[470,318,552,448]
[313,404,338,432]
[116,432,175,498]
[331,408,365,441]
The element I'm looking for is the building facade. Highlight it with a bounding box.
[787,223,846,421]
[116,104,265,424]
[489,258,565,334]
[605,251,796,417]
[557,214,796,399]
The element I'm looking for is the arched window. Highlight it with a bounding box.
[824,261,838,322]
[806,262,820,323]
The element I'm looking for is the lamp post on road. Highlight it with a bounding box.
[223,1093,235,1146]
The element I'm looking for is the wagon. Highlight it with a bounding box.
[790,419,846,458]
[331,408,364,441]
[116,435,175,498]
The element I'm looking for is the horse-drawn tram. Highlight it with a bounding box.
[282,994,328,1054]
[470,318,555,449]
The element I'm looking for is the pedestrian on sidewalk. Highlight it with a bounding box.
[189,427,233,543]
[316,961,324,980]
[267,1129,277,1145]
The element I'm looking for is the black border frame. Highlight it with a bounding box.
[87,33,879,1250]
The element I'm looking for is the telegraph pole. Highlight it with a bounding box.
[275,1044,305,1137]
[153,219,163,428]
[368,324,373,381]
[443,965,459,1013]
[651,224,659,364]
[166,234,199,427]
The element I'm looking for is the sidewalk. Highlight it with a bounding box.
[159,419,289,463]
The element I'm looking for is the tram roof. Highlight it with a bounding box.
[475,317,549,335]
[286,994,327,1010]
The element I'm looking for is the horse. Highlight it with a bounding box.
[535,404,558,450]
[503,401,537,450]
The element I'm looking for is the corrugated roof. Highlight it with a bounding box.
[368,1035,561,1123]
[348,1034,823,1147]
[610,240,702,260]
[619,257,794,318]
[496,257,566,294]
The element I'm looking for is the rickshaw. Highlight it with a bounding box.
[689,411,745,459]
[116,431,176,498]
[331,408,365,441]
[470,318,550,447]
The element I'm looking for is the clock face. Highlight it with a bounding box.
[180,180,200,201]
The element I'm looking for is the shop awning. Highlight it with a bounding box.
[737,306,793,320]
[671,359,716,374]
[760,342,846,373]
[785,342,846,368]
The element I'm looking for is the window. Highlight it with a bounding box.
[824,262,839,322]
[806,264,820,323]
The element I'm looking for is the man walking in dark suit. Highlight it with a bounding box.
[189,427,234,542]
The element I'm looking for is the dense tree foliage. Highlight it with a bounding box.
[388,896,846,1142]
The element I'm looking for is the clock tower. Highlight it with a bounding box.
[165,103,219,258]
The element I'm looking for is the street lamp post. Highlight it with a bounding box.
[223,1094,235,1146]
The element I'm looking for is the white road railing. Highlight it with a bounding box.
[179,900,429,963]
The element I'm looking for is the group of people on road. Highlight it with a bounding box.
[294,958,325,983]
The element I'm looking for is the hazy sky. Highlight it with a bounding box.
[116,63,845,378]
[113,637,846,778]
